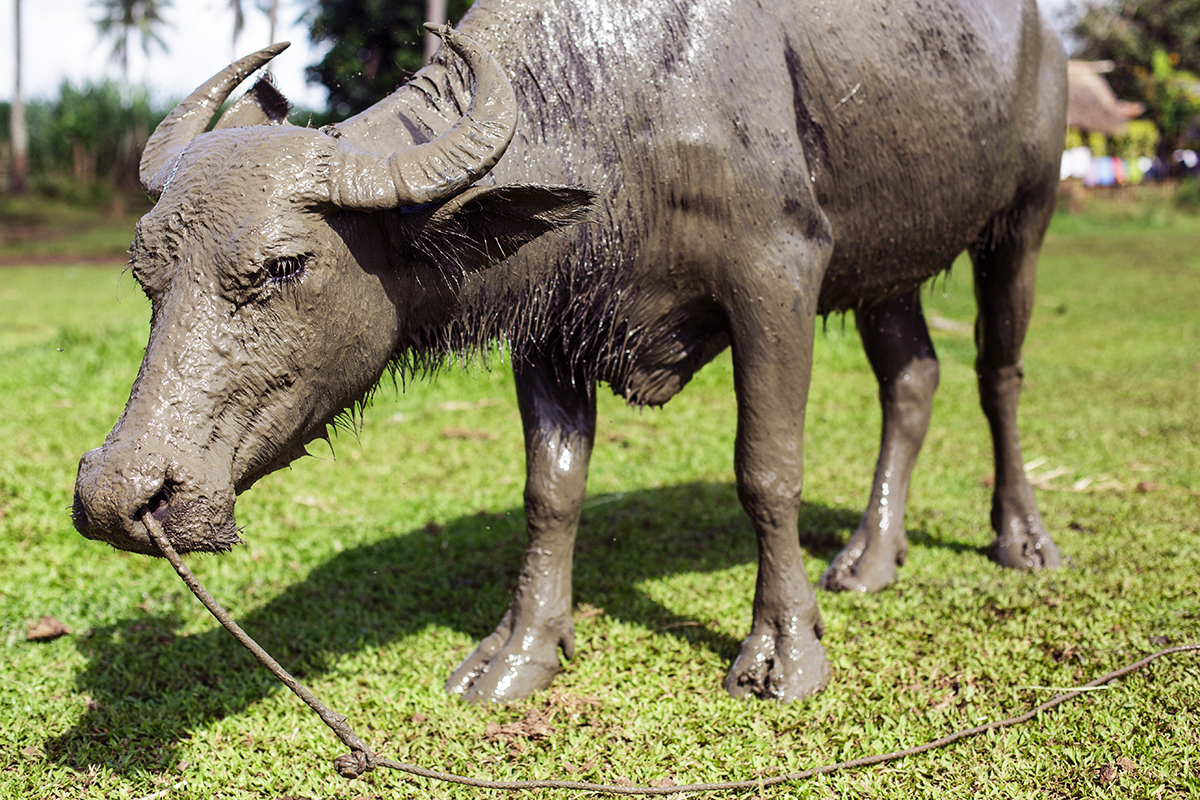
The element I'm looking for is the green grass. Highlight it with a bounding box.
[1,191,1198,798]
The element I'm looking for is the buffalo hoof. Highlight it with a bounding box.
[988,501,1065,568]
[986,519,1062,570]
[445,609,573,703]
[724,627,830,702]
[818,528,907,593]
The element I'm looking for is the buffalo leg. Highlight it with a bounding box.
[445,356,595,703]
[969,228,1061,569]
[820,289,939,592]
[722,247,832,701]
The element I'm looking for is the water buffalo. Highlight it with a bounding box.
[73,0,1066,703]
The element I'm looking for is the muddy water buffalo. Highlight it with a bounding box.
[73,0,1066,703]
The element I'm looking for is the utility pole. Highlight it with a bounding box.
[9,0,28,194]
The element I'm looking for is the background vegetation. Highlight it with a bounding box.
[7,0,1200,203]
[1070,0,1200,160]
[0,82,166,209]
[0,188,1196,798]
[305,0,474,117]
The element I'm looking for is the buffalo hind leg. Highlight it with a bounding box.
[723,238,832,701]
[970,221,1061,569]
[820,289,939,592]
[445,356,594,703]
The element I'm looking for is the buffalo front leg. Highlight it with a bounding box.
[970,228,1061,570]
[723,260,831,701]
[820,289,939,592]
[445,357,595,703]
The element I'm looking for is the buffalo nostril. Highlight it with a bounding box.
[146,488,172,523]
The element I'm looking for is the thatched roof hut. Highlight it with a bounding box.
[1067,60,1145,135]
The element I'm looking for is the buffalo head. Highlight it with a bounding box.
[72,27,593,556]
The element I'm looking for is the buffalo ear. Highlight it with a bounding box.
[213,77,291,129]
[405,184,596,274]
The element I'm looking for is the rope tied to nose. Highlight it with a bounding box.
[143,511,1200,794]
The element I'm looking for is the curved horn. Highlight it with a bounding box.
[140,43,291,198]
[324,26,517,210]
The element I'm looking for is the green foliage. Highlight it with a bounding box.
[304,0,475,117]
[1071,2,1200,153]
[1072,0,1200,88]
[1087,129,1109,156]
[1143,49,1200,150]
[0,198,1198,797]
[39,81,160,195]
[0,81,170,206]
[1108,118,1162,160]
[0,84,340,207]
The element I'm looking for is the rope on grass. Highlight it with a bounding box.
[144,511,1200,795]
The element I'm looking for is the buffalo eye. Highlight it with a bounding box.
[264,255,306,284]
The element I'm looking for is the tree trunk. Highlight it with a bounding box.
[266,0,278,72]
[9,0,28,194]
[424,0,448,62]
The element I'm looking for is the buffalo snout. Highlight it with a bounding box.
[72,443,241,557]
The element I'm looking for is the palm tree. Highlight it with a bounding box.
[93,0,172,82]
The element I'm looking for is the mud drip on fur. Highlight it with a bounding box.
[76,2,1067,704]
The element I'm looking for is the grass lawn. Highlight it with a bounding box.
[1,188,1198,798]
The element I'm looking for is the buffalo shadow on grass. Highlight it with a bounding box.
[46,481,965,775]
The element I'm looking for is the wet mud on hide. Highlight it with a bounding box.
[70,0,1068,706]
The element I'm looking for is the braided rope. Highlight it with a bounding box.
[144,512,1198,794]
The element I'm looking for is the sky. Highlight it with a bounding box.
[0,0,330,108]
[1,0,1078,112]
